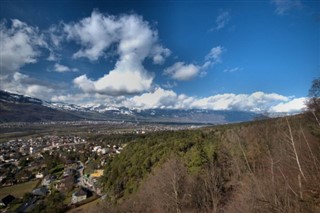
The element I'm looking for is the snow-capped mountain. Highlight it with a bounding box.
[0,90,43,105]
[0,90,260,124]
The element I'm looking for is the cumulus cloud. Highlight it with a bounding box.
[190,92,289,112]
[122,89,305,113]
[54,63,78,72]
[270,97,306,113]
[164,62,200,81]
[73,67,153,96]
[271,0,302,15]
[151,45,171,64]
[214,11,231,30]
[0,19,47,77]
[112,89,297,112]
[0,12,306,115]
[124,88,177,109]
[0,19,59,100]
[64,11,118,61]
[48,85,306,114]
[0,73,55,100]
[65,10,169,95]
[165,46,224,81]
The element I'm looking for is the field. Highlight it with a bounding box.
[67,197,102,213]
[0,180,39,198]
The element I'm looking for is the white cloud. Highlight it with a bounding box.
[65,11,169,96]
[64,11,170,63]
[48,86,306,114]
[214,11,231,30]
[165,46,224,81]
[190,92,289,112]
[151,45,171,64]
[162,81,177,89]
[164,62,200,81]
[0,19,47,77]
[0,20,57,100]
[54,63,78,72]
[47,52,59,61]
[271,0,302,15]
[24,85,54,99]
[51,92,123,106]
[124,87,177,109]
[122,89,305,113]
[117,89,300,113]
[47,24,64,47]
[0,73,54,100]
[73,66,153,96]
[224,67,242,73]
[64,11,119,61]
[205,46,223,65]
[270,97,306,113]
[44,24,65,61]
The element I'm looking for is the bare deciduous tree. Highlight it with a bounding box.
[307,77,320,126]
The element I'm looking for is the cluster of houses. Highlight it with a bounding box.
[0,135,87,186]
[92,144,124,155]
[0,135,86,162]
[0,164,94,212]
[0,133,129,211]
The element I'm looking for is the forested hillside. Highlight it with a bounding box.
[94,110,320,213]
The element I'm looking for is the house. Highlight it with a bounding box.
[90,170,104,178]
[63,168,76,177]
[41,175,55,186]
[32,186,49,196]
[0,195,15,206]
[0,176,6,182]
[35,172,44,179]
[72,188,87,203]
[55,175,75,192]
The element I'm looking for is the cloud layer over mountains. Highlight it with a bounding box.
[0,10,307,113]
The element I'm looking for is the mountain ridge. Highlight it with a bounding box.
[0,90,260,124]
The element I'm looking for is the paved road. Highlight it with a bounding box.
[76,161,103,196]
[77,161,85,187]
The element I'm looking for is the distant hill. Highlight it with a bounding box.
[0,91,83,122]
[0,90,259,124]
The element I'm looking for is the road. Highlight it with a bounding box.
[77,161,85,187]
[76,161,99,194]
[76,161,104,197]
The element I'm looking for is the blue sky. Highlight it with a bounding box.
[0,0,319,113]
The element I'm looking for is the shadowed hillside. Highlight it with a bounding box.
[0,102,83,122]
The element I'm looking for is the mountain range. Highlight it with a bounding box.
[0,90,260,124]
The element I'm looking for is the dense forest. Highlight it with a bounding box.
[97,114,319,212]
[88,79,320,213]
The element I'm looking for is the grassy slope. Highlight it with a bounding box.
[67,198,102,213]
[0,180,39,198]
